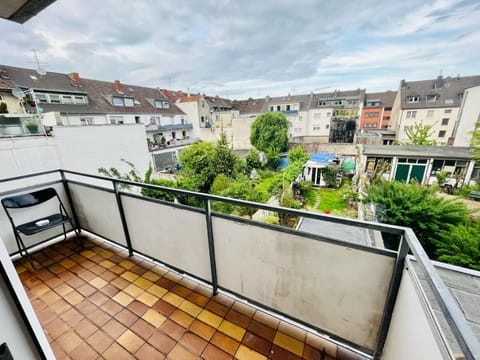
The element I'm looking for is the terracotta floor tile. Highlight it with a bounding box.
[186,291,209,307]
[306,333,337,358]
[189,319,215,341]
[89,276,108,289]
[142,308,166,327]
[76,299,97,315]
[242,331,272,357]
[100,260,116,269]
[56,329,83,353]
[103,318,127,340]
[90,264,107,275]
[87,329,114,354]
[134,277,154,289]
[130,265,148,276]
[205,299,229,317]
[214,293,235,308]
[78,270,96,282]
[77,283,96,297]
[64,290,84,306]
[170,309,194,328]
[179,300,202,317]
[65,276,85,289]
[89,291,109,307]
[50,340,69,359]
[112,291,134,307]
[45,276,64,289]
[192,284,211,297]
[102,299,123,316]
[119,259,135,269]
[162,291,184,307]
[111,276,130,290]
[142,270,161,282]
[147,284,168,297]
[225,309,251,328]
[137,291,158,306]
[100,249,114,258]
[31,283,50,297]
[60,307,84,326]
[44,317,70,339]
[248,319,276,342]
[236,344,267,360]
[269,344,303,360]
[198,309,223,328]
[210,331,240,355]
[116,308,138,328]
[171,284,191,298]
[273,332,304,357]
[50,299,72,315]
[152,298,176,317]
[42,290,62,305]
[168,343,197,360]
[100,284,120,297]
[80,250,96,258]
[155,277,176,290]
[87,308,111,327]
[37,307,57,325]
[160,319,186,341]
[74,318,98,339]
[31,298,47,312]
[124,283,144,298]
[179,331,207,355]
[110,265,127,275]
[201,343,234,360]
[218,319,246,342]
[102,342,134,360]
[69,341,98,360]
[178,277,199,290]
[131,318,155,341]
[121,270,140,282]
[164,271,182,282]
[117,329,145,354]
[54,283,74,297]
[148,331,176,354]
[100,270,117,282]
[135,343,165,360]
[127,300,149,317]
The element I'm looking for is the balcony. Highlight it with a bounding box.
[276,110,298,116]
[145,123,193,132]
[0,170,479,359]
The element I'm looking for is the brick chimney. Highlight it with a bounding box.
[68,72,81,87]
[114,80,124,94]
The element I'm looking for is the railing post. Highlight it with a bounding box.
[113,180,134,257]
[205,199,218,295]
[60,170,81,233]
[373,235,409,359]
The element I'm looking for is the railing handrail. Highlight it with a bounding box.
[1,168,479,359]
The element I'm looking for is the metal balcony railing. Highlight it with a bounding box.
[0,169,479,359]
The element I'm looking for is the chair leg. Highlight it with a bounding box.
[15,232,37,270]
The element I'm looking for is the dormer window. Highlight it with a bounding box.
[445,99,454,105]
[124,98,134,107]
[112,97,124,106]
[112,97,134,106]
[154,100,170,108]
[407,96,419,103]
[426,94,438,102]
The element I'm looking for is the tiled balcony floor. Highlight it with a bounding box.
[14,235,362,360]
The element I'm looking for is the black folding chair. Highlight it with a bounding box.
[1,187,81,269]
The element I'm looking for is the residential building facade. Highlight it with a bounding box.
[360,91,396,130]
[453,85,480,147]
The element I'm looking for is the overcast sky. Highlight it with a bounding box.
[1,0,479,98]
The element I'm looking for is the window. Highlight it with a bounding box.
[112,97,124,106]
[110,116,124,124]
[74,96,86,104]
[277,105,281,111]
[406,111,417,119]
[445,99,454,105]
[325,124,329,129]
[444,109,452,114]
[154,100,163,108]
[80,118,93,125]
[200,116,204,123]
[427,110,434,118]
[407,96,419,103]
[49,94,60,103]
[438,130,446,137]
[163,101,169,108]
[363,123,368,128]
[326,112,331,117]
[35,93,48,103]
[62,95,73,104]
[124,98,134,107]
[313,126,321,131]
[365,112,369,118]
[441,118,449,126]
[286,105,291,111]
[426,94,438,102]
[270,106,273,111]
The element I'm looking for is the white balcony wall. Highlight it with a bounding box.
[383,263,449,360]
[121,195,212,282]
[0,182,73,254]
[68,183,126,247]
[212,217,395,351]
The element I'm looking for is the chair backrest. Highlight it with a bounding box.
[1,188,58,209]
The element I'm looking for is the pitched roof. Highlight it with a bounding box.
[203,95,233,110]
[263,94,313,111]
[0,78,15,90]
[79,78,185,116]
[400,75,480,109]
[309,89,366,109]
[0,64,86,94]
[178,95,201,103]
[365,91,397,108]
[231,98,266,115]
[363,145,472,159]
[160,89,188,103]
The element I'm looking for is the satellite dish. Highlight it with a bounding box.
[36,67,47,76]
[11,87,25,99]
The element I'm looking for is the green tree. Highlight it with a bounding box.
[323,165,340,188]
[288,145,309,164]
[245,148,262,171]
[363,181,470,258]
[400,122,437,146]
[214,176,263,218]
[435,223,480,270]
[250,112,289,153]
[470,121,480,162]
[266,149,280,170]
[0,102,8,113]
[214,132,238,178]
[178,141,216,193]
[98,159,142,189]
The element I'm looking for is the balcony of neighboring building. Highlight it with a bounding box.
[0,170,479,359]
[0,113,47,137]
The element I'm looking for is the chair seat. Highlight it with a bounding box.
[16,213,70,236]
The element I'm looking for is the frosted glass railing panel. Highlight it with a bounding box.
[213,217,395,351]
[69,183,126,246]
[121,195,211,282]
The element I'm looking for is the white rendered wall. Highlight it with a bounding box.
[454,86,480,147]
[383,264,448,360]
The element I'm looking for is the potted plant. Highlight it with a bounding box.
[22,118,40,134]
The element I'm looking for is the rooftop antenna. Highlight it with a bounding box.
[31,49,47,76]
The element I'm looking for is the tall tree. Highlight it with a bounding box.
[178,141,216,192]
[250,112,289,153]
[287,145,309,164]
[400,122,437,146]
[214,132,238,178]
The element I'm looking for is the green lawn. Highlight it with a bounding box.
[316,188,347,212]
